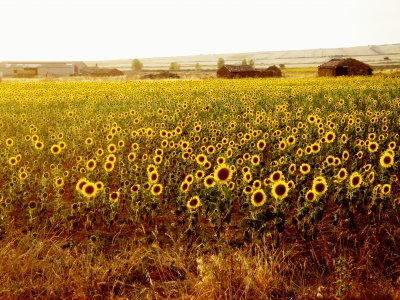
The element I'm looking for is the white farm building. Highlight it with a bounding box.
[0,61,87,77]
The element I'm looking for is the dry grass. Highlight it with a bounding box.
[0,222,398,299]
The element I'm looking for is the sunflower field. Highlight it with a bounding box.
[0,76,399,298]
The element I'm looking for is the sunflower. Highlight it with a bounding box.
[388,141,396,150]
[85,137,93,145]
[269,171,284,182]
[103,161,115,172]
[50,144,61,155]
[324,155,334,166]
[256,139,266,151]
[342,150,349,161]
[325,131,336,143]
[271,180,289,200]
[243,171,252,183]
[312,177,328,196]
[250,189,267,207]
[153,154,163,165]
[288,164,296,174]
[151,184,163,196]
[252,180,262,189]
[336,168,348,181]
[128,152,136,162]
[8,157,17,166]
[96,148,104,157]
[5,138,14,147]
[305,190,317,202]
[109,191,120,203]
[338,134,348,144]
[82,182,98,198]
[86,159,97,171]
[367,141,379,153]
[107,143,117,153]
[382,184,391,195]
[196,153,207,166]
[379,151,394,168]
[367,171,375,183]
[187,196,201,210]
[204,175,216,188]
[34,141,44,150]
[251,154,261,166]
[311,143,321,154]
[148,171,159,184]
[299,163,311,175]
[76,178,89,193]
[305,146,313,155]
[130,184,140,193]
[19,171,28,180]
[54,177,64,187]
[180,181,190,193]
[216,156,225,165]
[349,172,363,189]
[95,181,104,190]
[211,163,232,185]
[278,141,287,151]
[287,135,296,145]
[195,170,205,180]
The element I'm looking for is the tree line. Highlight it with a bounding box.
[131,57,256,72]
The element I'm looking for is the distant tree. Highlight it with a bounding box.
[169,62,181,71]
[195,62,201,71]
[217,57,225,69]
[279,64,285,69]
[384,56,390,60]
[242,58,247,65]
[132,59,143,71]
[249,59,255,67]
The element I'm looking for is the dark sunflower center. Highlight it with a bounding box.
[85,185,95,194]
[154,186,161,193]
[315,183,325,193]
[275,184,286,196]
[352,177,360,186]
[384,156,392,164]
[307,192,315,201]
[253,192,264,203]
[218,168,230,181]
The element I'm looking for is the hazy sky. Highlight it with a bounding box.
[1,0,399,61]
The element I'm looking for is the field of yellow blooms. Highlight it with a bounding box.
[0,76,399,298]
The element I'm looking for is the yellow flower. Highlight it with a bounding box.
[151,184,163,196]
[379,151,394,168]
[250,189,267,207]
[349,172,363,189]
[187,196,201,210]
[312,176,328,196]
[214,163,232,184]
[271,180,289,200]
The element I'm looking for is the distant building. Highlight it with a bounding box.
[217,64,282,78]
[79,66,124,77]
[0,61,87,77]
[265,65,282,77]
[318,58,372,77]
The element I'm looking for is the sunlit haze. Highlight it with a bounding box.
[1,0,399,61]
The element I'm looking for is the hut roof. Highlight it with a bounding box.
[222,65,255,72]
[80,67,123,76]
[319,58,370,69]
[266,65,280,71]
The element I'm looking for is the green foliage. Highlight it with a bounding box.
[242,58,247,65]
[195,62,201,71]
[169,62,181,71]
[217,57,225,69]
[249,59,255,67]
[132,59,143,71]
